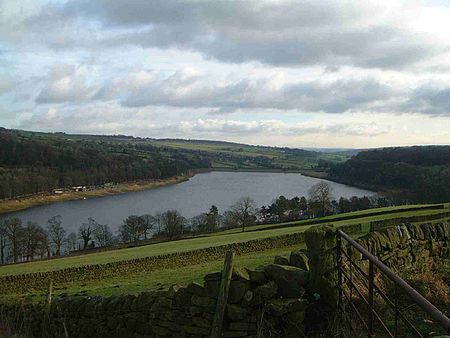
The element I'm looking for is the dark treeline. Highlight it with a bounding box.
[0,128,326,200]
[0,182,394,265]
[329,146,450,203]
[0,129,210,199]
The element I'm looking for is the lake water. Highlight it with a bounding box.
[1,171,374,234]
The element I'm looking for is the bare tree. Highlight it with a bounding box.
[190,213,208,233]
[141,214,156,240]
[93,223,113,247]
[308,182,334,217]
[47,215,66,256]
[120,216,145,243]
[0,221,7,264]
[229,197,257,232]
[3,218,24,262]
[161,210,186,240]
[154,212,163,235]
[66,232,79,251]
[24,222,47,262]
[79,218,96,249]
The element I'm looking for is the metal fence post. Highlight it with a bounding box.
[368,261,374,338]
[394,283,398,337]
[336,231,343,337]
[336,231,343,309]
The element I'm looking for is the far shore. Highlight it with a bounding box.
[0,175,193,216]
[0,167,375,216]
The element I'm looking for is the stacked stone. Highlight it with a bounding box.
[354,221,450,269]
[0,232,306,295]
[304,225,337,307]
[0,252,312,337]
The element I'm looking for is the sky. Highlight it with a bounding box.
[0,0,449,148]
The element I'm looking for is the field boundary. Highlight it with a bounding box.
[0,232,305,294]
[0,223,364,294]
[251,204,445,232]
[370,212,450,231]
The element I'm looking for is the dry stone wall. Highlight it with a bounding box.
[1,222,447,337]
[1,256,313,337]
[370,214,450,232]
[0,232,306,295]
[0,223,362,295]
[354,221,450,269]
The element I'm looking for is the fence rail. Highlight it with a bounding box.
[336,229,450,337]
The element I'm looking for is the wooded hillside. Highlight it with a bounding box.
[329,146,450,202]
[0,129,210,199]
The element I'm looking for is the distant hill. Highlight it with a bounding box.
[304,148,364,156]
[0,128,347,200]
[329,146,450,202]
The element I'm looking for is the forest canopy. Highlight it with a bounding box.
[0,129,210,199]
[329,146,450,203]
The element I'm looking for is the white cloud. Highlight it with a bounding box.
[12,0,448,70]
[0,0,449,147]
[36,64,97,104]
[90,67,450,116]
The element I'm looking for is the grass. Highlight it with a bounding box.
[0,224,317,277]
[2,245,304,301]
[1,203,448,299]
[1,204,447,277]
[216,204,448,234]
[151,139,348,170]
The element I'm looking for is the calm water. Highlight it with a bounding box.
[1,171,374,233]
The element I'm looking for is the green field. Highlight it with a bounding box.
[1,203,448,302]
[2,245,303,302]
[1,204,448,281]
[150,139,348,170]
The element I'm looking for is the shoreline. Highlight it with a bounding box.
[0,167,378,216]
[0,174,194,216]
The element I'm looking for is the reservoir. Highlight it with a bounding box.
[1,171,374,233]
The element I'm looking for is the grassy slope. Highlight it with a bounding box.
[1,204,448,277]
[150,139,348,170]
[5,245,303,301]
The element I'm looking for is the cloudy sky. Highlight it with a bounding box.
[1,0,449,148]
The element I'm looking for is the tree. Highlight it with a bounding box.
[79,218,96,249]
[206,205,219,231]
[161,210,186,240]
[23,222,47,262]
[140,214,156,240]
[299,196,308,218]
[229,197,257,232]
[3,218,24,262]
[258,205,272,223]
[154,212,164,235]
[120,215,145,243]
[93,223,113,247]
[47,215,66,256]
[66,232,79,251]
[272,195,290,221]
[308,182,334,217]
[191,213,208,233]
[0,221,8,264]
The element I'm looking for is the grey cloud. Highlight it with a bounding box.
[100,70,396,114]
[182,119,390,138]
[95,68,450,116]
[406,85,450,115]
[0,78,13,95]
[36,64,97,104]
[24,0,444,69]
